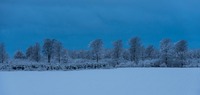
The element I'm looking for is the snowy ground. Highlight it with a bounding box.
[0,68,200,95]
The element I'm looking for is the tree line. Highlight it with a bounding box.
[0,37,198,67]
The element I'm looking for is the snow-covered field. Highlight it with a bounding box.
[0,68,200,95]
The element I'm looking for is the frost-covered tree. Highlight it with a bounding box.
[140,45,145,61]
[42,39,55,63]
[122,49,130,60]
[26,46,33,59]
[26,43,41,62]
[53,40,63,63]
[112,40,123,63]
[84,50,93,60]
[0,43,8,63]
[32,43,41,62]
[160,39,174,66]
[68,50,90,59]
[103,49,112,59]
[154,49,160,59]
[89,39,103,63]
[174,40,188,66]
[14,50,25,59]
[61,49,69,63]
[129,37,141,64]
[145,45,155,59]
[77,50,87,59]
[68,50,77,59]
[188,49,200,59]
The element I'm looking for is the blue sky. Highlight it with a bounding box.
[0,0,200,55]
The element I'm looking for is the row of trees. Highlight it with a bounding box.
[13,39,68,63]
[0,37,191,67]
[0,43,9,63]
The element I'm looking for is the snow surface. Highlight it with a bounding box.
[0,68,200,95]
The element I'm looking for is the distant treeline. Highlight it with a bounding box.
[1,37,200,69]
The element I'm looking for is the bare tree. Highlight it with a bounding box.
[0,43,8,63]
[122,49,130,60]
[112,40,123,64]
[129,37,141,64]
[26,43,41,62]
[140,45,145,61]
[32,43,41,62]
[26,46,33,59]
[160,39,174,66]
[188,49,200,59]
[89,39,103,63]
[174,40,188,66]
[14,50,25,59]
[61,49,69,63]
[53,40,63,63]
[103,49,112,59]
[145,45,155,60]
[42,39,54,63]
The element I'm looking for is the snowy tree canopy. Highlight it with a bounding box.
[53,40,63,63]
[0,37,199,71]
[14,50,25,59]
[89,39,103,63]
[0,43,8,63]
[145,45,155,59]
[174,40,188,66]
[160,39,174,66]
[129,37,141,64]
[42,39,55,63]
[112,40,123,60]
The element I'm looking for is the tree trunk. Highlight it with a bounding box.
[165,57,168,66]
[96,54,99,63]
[58,54,61,63]
[48,55,51,63]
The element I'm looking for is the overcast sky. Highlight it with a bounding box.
[0,0,200,55]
